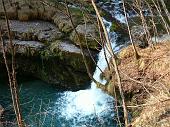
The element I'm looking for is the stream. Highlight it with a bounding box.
[0,0,126,127]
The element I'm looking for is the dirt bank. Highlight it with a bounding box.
[101,40,170,126]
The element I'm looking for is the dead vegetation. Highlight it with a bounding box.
[103,40,170,126]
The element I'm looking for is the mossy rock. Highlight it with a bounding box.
[70,24,100,49]
[18,5,39,21]
[0,6,18,19]
[47,40,97,72]
[110,20,128,34]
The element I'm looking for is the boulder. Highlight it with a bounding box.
[37,29,63,42]
[0,38,96,89]
[37,5,56,21]
[49,40,96,72]
[7,40,97,89]
[131,25,150,48]
[70,24,100,49]
[0,1,17,19]
[0,121,3,127]
[84,0,96,2]
[52,12,74,33]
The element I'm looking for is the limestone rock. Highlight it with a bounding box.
[18,5,38,21]
[52,12,73,33]
[0,40,45,55]
[0,0,98,89]
[37,29,63,42]
[70,24,100,49]
[1,20,63,43]
[5,6,18,19]
[49,40,96,72]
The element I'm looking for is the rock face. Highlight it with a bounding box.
[0,20,96,88]
[0,0,99,89]
[0,40,45,54]
[0,0,100,49]
[52,12,74,34]
[1,20,63,43]
[70,24,100,49]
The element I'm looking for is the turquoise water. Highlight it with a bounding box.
[0,79,121,127]
[0,0,127,126]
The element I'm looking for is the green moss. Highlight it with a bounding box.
[40,49,52,60]
[110,21,118,32]
[70,7,83,17]
[84,5,95,14]
[70,30,100,50]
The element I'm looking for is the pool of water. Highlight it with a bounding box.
[0,0,128,126]
[0,78,122,127]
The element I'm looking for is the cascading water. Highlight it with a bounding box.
[98,0,126,23]
[0,0,126,127]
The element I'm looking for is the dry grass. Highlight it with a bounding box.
[118,41,170,94]
[132,93,170,127]
[104,41,170,126]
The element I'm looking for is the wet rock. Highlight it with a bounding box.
[70,24,100,49]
